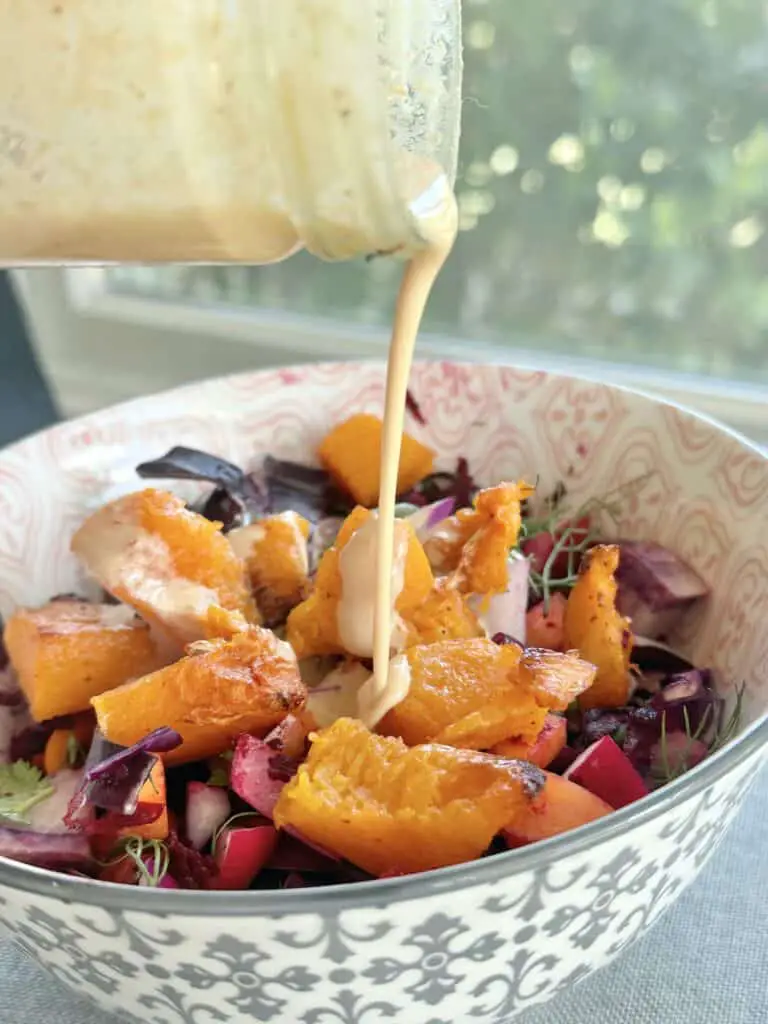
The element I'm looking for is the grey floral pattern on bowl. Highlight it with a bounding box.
[0,751,760,1024]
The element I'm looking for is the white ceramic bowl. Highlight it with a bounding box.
[0,361,766,1024]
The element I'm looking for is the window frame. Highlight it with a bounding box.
[12,267,768,446]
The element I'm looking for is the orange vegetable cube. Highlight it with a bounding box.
[317,413,434,507]
[564,545,633,709]
[92,628,306,765]
[503,771,613,847]
[286,507,433,659]
[491,713,567,768]
[228,512,311,626]
[3,600,162,722]
[119,761,169,842]
[273,717,545,876]
[380,638,545,750]
[71,488,257,651]
[526,594,567,651]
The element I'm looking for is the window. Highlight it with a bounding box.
[15,0,768,437]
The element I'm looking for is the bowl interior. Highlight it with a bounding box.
[0,360,765,731]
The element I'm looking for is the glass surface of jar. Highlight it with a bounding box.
[0,0,462,264]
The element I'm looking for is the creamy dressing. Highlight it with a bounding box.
[370,181,458,705]
[306,654,411,730]
[337,512,408,657]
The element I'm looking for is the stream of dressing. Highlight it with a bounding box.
[365,181,458,721]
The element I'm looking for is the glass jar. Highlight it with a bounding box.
[0,0,462,264]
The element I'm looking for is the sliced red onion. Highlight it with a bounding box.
[650,670,721,734]
[616,541,709,639]
[406,497,456,542]
[0,826,93,870]
[185,783,230,851]
[470,553,529,644]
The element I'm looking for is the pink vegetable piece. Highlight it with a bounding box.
[214,824,278,890]
[185,782,231,851]
[231,733,296,819]
[615,541,709,639]
[27,770,84,834]
[650,732,709,778]
[564,736,649,809]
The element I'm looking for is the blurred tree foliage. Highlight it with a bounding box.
[112,0,768,381]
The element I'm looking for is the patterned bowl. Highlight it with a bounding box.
[0,361,766,1024]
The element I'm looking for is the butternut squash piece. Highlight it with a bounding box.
[317,413,434,507]
[273,717,545,877]
[119,761,169,842]
[286,507,433,659]
[71,488,257,651]
[3,600,162,722]
[92,628,306,765]
[228,512,311,626]
[424,482,535,592]
[380,638,546,750]
[564,544,632,709]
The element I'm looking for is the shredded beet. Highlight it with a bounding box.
[405,388,426,425]
[168,829,218,890]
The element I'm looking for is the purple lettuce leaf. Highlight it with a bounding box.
[137,445,269,530]
[400,457,476,509]
[66,727,181,833]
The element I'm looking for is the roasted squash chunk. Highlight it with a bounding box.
[423,482,534,592]
[405,578,484,646]
[92,628,305,764]
[379,638,545,749]
[273,717,545,876]
[380,639,595,750]
[229,512,311,626]
[3,600,162,722]
[71,488,256,651]
[317,413,434,507]
[564,544,632,709]
[286,507,433,659]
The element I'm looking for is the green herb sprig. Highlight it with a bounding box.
[523,471,656,612]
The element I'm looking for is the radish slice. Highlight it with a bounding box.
[185,782,231,851]
[564,736,649,808]
[650,732,709,779]
[230,733,297,820]
[470,553,529,644]
[214,824,278,890]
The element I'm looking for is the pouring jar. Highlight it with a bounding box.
[0,0,462,264]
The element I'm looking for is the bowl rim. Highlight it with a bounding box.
[0,358,766,914]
